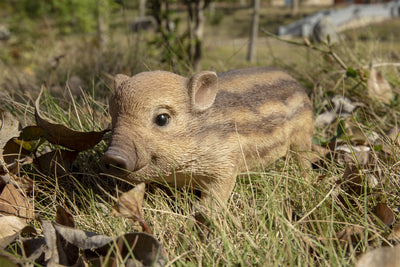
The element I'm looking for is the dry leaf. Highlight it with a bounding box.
[368,68,393,104]
[11,220,165,266]
[0,109,27,168]
[315,95,359,127]
[336,144,370,166]
[0,183,34,219]
[35,88,109,151]
[331,95,358,114]
[2,126,47,171]
[0,108,20,157]
[2,138,31,165]
[374,203,395,227]
[336,225,365,247]
[387,224,400,244]
[344,122,379,145]
[113,183,153,234]
[1,157,33,177]
[114,183,145,220]
[387,127,400,145]
[315,111,337,127]
[55,205,75,228]
[42,220,79,265]
[356,244,400,267]
[0,216,27,249]
[339,165,366,199]
[379,126,400,154]
[34,149,78,176]
[1,173,34,196]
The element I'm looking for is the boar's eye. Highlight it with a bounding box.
[154,113,170,127]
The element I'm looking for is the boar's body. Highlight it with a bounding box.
[101,67,313,204]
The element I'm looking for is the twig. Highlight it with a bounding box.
[261,28,348,70]
[363,62,400,69]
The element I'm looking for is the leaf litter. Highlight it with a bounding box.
[315,95,360,127]
[312,94,400,265]
[367,68,393,105]
[0,90,168,266]
[1,203,166,266]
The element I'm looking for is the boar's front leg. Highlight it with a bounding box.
[197,171,238,208]
[192,171,237,229]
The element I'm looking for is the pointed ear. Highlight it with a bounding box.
[114,74,130,90]
[188,71,218,112]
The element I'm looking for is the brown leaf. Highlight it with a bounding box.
[93,232,165,266]
[8,218,165,266]
[0,183,34,219]
[314,96,359,127]
[1,173,35,196]
[315,111,337,127]
[34,149,78,176]
[47,222,164,266]
[55,205,75,228]
[113,183,153,234]
[387,224,400,244]
[336,144,370,166]
[42,220,79,266]
[374,203,395,227]
[336,225,365,247]
[18,125,45,142]
[0,216,27,249]
[387,127,400,145]
[339,165,364,196]
[0,108,20,158]
[0,109,31,169]
[344,121,379,146]
[2,126,44,172]
[2,138,31,165]
[368,68,393,104]
[114,183,145,221]
[35,87,109,151]
[380,126,400,155]
[331,95,358,114]
[356,244,400,267]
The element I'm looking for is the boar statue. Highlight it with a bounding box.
[101,67,314,205]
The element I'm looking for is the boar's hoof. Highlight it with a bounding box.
[101,152,133,176]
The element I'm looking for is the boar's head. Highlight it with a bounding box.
[101,70,218,184]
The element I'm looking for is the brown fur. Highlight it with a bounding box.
[101,67,314,205]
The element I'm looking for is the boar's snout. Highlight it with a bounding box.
[101,151,134,177]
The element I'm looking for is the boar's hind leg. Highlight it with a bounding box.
[290,129,314,180]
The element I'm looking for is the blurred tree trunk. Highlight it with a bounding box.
[150,0,170,32]
[139,0,147,17]
[291,0,299,15]
[186,0,208,71]
[96,0,109,49]
[247,0,259,62]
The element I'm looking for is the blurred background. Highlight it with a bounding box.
[1,0,399,103]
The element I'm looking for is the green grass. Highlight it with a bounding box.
[1,4,400,266]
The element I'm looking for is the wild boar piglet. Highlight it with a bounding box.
[101,67,314,205]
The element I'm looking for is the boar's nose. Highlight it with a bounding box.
[101,152,133,176]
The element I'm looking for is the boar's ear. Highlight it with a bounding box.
[188,71,218,112]
[114,74,130,90]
